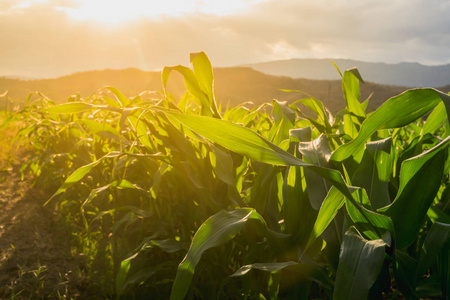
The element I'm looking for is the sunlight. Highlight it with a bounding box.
[55,0,267,25]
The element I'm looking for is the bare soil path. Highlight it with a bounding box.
[0,164,92,299]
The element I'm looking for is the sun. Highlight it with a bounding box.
[55,0,267,25]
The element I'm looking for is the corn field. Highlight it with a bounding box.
[3,52,450,299]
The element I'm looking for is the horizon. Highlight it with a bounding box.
[2,1,450,79]
[4,57,450,81]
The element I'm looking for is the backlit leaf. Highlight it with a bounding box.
[45,102,93,113]
[332,88,450,162]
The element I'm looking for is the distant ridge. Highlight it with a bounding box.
[1,67,447,114]
[241,58,450,87]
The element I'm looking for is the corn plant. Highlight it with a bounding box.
[10,52,450,299]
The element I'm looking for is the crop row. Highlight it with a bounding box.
[4,52,450,299]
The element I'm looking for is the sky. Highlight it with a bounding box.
[1,0,450,78]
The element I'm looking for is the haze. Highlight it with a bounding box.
[2,0,450,78]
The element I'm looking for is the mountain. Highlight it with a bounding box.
[242,59,450,88]
[0,67,440,114]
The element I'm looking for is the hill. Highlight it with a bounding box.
[0,67,432,114]
[242,59,450,88]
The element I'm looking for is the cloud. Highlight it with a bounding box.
[1,0,450,78]
[223,0,450,64]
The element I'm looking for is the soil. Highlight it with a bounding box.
[0,163,94,299]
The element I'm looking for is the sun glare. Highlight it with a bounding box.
[55,0,267,25]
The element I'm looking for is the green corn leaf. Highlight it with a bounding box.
[102,95,120,107]
[394,250,419,299]
[421,101,447,136]
[415,221,450,284]
[81,179,150,209]
[332,88,450,162]
[210,144,243,206]
[106,86,130,107]
[415,279,443,299]
[45,102,94,113]
[156,114,200,164]
[427,206,450,224]
[342,68,366,118]
[246,164,280,226]
[209,145,234,186]
[116,239,184,296]
[298,134,332,210]
[166,112,303,166]
[305,184,394,254]
[270,100,295,145]
[304,186,346,251]
[283,166,315,240]
[289,95,332,131]
[273,100,296,124]
[46,152,122,204]
[230,261,299,276]
[162,64,213,117]
[116,258,133,296]
[170,208,284,300]
[331,59,343,77]
[81,181,117,211]
[117,266,158,297]
[167,110,310,168]
[367,137,393,182]
[342,114,360,139]
[397,133,441,168]
[92,206,153,225]
[345,188,395,240]
[116,239,181,295]
[378,135,450,249]
[351,137,392,209]
[0,113,18,129]
[289,127,311,143]
[361,97,370,111]
[229,261,333,291]
[127,114,156,150]
[269,117,294,146]
[180,161,204,189]
[190,51,221,118]
[333,227,390,300]
[190,52,214,101]
[148,239,186,253]
[78,119,121,139]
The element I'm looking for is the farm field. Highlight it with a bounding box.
[0,115,99,298]
[1,52,450,299]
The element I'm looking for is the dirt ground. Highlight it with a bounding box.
[0,163,95,299]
